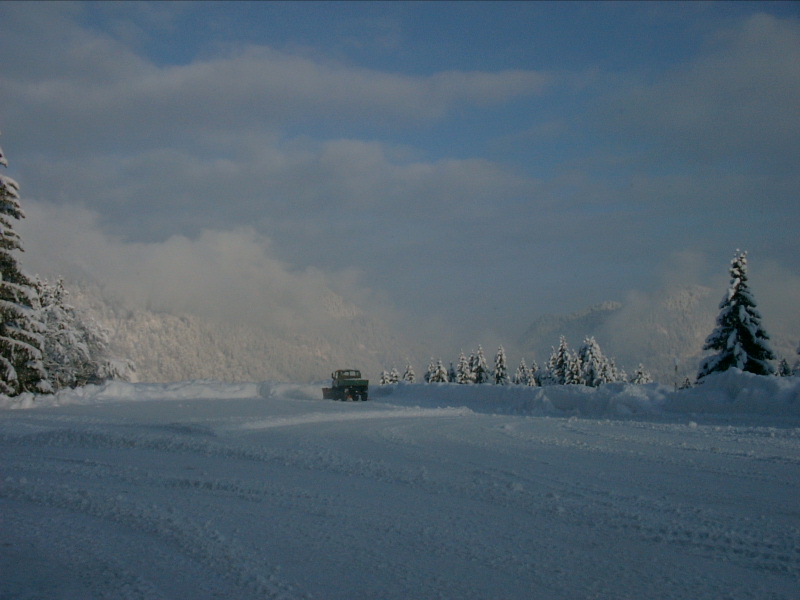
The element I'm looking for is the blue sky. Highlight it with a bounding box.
[1,1,799,357]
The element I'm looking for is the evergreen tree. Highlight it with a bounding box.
[493,346,509,385]
[528,360,539,386]
[545,336,571,385]
[427,359,448,383]
[0,137,50,396]
[447,362,457,383]
[608,360,627,384]
[472,345,491,384]
[564,349,583,385]
[697,251,775,380]
[389,367,400,384]
[402,363,416,383]
[578,336,609,387]
[456,351,472,384]
[513,357,528,385]
[777,358,792,377]
[630,364,653,384]
[424,359,436,383]
[34,277,133,389]
[379,370,391,385]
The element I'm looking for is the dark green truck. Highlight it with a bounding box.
[322,369,369,401]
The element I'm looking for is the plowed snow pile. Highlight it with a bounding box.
[2,372,799,599]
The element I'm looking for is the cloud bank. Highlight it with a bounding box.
[1,3,798,363]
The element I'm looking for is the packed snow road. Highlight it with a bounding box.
[2,379,799,599]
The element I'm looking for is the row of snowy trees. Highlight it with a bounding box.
[381,339,653,388]
[383,249,798,389]
[0,136,132,396]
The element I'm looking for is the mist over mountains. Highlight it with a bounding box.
[67,279,797,386]
[68,282,416,384]
[519,288,715,385]
[520,284,799,384]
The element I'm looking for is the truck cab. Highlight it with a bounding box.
[322,369,369,401]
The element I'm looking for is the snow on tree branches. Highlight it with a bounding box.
[384,335,647,389]
[697,250,775,380]
[0,136,134,397]
[34,277,134,389]
[0,135,50,396]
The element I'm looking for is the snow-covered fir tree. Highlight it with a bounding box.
[528,360,539,386]
[34,277,133,389]
[777,359,792,377]
[493,346,509,385]
[608,360,627,384]
[427,359,448,383]
[402,363,416,383]
[423,359,435,383]
[379,370,391,385]
[456,351,472,384]
[630,364,653,384]
[472,345,491,384]
[578,336,610,387]
[0,137,50,396]
[545,336,572,385]
[448,362,457,383]
[513,357,529,385]
[564,349,583,385]
[389,367,400,384]
[697,250,775,380]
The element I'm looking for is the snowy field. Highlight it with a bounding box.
[2,373,799,600]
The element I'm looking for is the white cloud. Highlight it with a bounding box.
[601,13,800,165]
[0,7,548,151]
[15,200,376,334]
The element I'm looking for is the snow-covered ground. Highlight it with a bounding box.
[2,372,799,599]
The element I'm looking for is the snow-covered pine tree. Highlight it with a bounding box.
[777,359,792,377]
[35,277,133,389]
[448,362,457,383]
[513,357,528,385]
[609,360,627,384]
[0,137,50,396]
[493,346,509,385]
[564,349,583,385]
[697,250,775,380]
[379,370,390,385]
[578,336,609,387]
[456,351,472,384]
[630,364,653,384]
[402,363,416,383]
[546,336,571,385]
[473,345,491,384]
[389,367,400,384]
[35,277,85,389]
[424,359,436,383]
[427,359,448,383]
[528,360,539,386]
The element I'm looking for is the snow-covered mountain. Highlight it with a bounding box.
[65,279,796,386]
[520,284,799,384]
[67,282,415,383]
[520,286,717,384]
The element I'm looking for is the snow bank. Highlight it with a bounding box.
[375,371,800,421]
[0,379,262,410]
[2,371,799,422]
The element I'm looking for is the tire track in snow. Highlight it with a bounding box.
[2,476,304,600]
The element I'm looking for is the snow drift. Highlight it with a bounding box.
[2,371,799,600]
[5,370,799,421]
